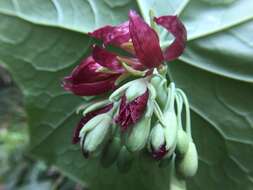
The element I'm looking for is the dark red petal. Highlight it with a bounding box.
[64,75,118,96]
[115,90,149,131]
[154,16,187,61]
[72,104,113,144]
[89,21,130,46]
[65,56,112,84]
[129,90,149,123]
[151,144,168,160]
[129,10,163,68]
[92,45,124,73]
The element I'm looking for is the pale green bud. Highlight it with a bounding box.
[79,113,108,138]
[125,78,147,102]
[109,78,147,101]
[82,100,110,116]
[148,123,165,152]
[163,110,178,157]
[81,114,112,157]
[100,137,121,168]
[125,116,151,152]
[176,142,198,178]
[150,74,167,108]
[175,130,190,157]
[117,146,133,173]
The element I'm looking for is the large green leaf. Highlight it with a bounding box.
[0,0,253,190]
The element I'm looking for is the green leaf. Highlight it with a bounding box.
[1,0,253,190]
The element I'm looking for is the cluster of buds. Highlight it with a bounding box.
[62,9,198,186]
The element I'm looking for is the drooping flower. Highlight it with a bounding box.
[89,10,187,70]
[63,46,124,96]
[72,103,113,144]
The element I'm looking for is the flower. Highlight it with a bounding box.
[64,10,195,169]
[115,90,149,131]
[89,10,187,69]
[63,46,124,96]
[72,103,113,144]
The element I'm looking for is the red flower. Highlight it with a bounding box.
[89,10,187,69]
[115,90,149,131]
[63,46,123,96]
[72,103,113,144]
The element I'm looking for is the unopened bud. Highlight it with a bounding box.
[150,74,167,109]
[79,113,108,138]
[163,110,178,157]
[110,78,147,101]
[176,142,198,178]
[175,130,190,157]
[125,116,151,152]
[125,78,147,102]
[149,123,165,152]
[82,100,111,116]
[81,114,112,157]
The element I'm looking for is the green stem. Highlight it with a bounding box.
[175,93,183,130]
[153,100,166,127]
[149,9,158,32]
[177,89,192,140]
[164,82,176,112]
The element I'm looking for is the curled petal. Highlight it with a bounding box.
[63,75,118,96]
[154,16,187,61]
[89,21,130,46]
[151,144,168,160]
[63,55,121,96]
[129,10,163,68]
[116,90,149,131]
[65,56,110,84]
[72,104,113,144]
[92,45,124,73]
